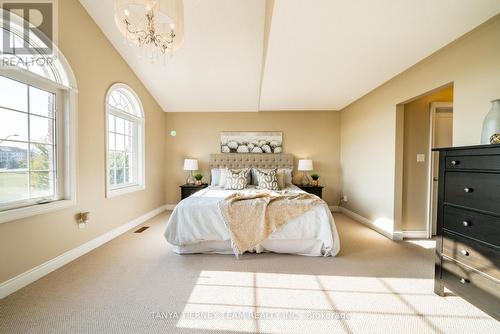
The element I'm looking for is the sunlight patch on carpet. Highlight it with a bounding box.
[406,240,436,249]
[176,271,495,334]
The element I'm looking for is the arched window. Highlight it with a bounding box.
[0,8,71,86]
[106,84,145,197]
[0,9,77,223]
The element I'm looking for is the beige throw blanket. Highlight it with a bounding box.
[218,191,324,256]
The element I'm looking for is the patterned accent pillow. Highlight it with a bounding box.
[225,168,250,190]
[251,168,290,188]
[256,168,279,190]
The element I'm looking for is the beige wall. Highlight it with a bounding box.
[340,15,500,234]
[165,111,341,205]
[0,0,166,283]
[402,86,453,231]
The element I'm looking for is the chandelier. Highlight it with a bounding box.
[115,0,184,55]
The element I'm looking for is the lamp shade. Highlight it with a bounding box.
[298,159,313,171]
[183,159,198,171]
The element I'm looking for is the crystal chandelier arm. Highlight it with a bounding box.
[119,1,181,55]
[155,28,175,46]
[155,34,173,44]
[155,36,173,54]
[124,19,146,36]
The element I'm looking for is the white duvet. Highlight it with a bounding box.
[164,185,340,257]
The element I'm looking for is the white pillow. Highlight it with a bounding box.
[218,168,227,187]
[210,168,221,186]
[281,168,293,186]
[250,168,260,186]
[276,171,286,189]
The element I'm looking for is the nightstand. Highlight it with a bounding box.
[180,184,208,200]
[296,185,323,199]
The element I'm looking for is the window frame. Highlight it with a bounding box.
[0,73,61,210]
[0,67,77,224]
[105,83,145,198]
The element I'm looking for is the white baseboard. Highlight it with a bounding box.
[329,205,341,212]
[339,207,400,240]
[0,205,168,299]
[392,231,403,241]
[402,230,428,239]
[164,204,177,210]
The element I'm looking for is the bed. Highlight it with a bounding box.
[164,153,340,257]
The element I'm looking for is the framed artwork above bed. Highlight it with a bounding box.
[220,131,283,154]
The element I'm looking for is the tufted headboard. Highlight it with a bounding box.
[209,153,294,170]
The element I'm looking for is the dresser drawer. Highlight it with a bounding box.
[443,206,500,247]
[442,231,500,280]
[444,172,500,215]
[441,258,500,320]
[446,155,500,171]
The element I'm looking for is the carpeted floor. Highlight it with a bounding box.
[0,212,498,334]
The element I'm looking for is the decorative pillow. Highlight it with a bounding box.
[225,168,250,190]
[252,168,291,188]
[256,168,279,190]
[218,167,250,187]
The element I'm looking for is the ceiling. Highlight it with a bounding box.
[79,0,500,112]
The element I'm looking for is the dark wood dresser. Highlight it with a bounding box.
[433,145,500,320]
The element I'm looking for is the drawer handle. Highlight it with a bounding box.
[451,160,459,166]
[460,249,470,256]
[463,187,473,193]
[462,221,471,227]
[460,278,469,284]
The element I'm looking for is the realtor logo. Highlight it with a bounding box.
[1,1,57,55]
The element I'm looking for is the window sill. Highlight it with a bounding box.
[0,199,76,224]
[106,184,145,198]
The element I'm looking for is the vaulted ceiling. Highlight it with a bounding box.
[79,0,500,112]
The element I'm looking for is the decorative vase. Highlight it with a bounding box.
[311,180,319,187]
[491,134,500,144]
[481,99,500,144]
[195,180,202,186]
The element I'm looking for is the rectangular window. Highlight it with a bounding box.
[0,75,59,210]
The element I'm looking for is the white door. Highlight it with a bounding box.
[431,109,453,236]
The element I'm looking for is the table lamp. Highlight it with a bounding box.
[183,159,198,185]
[298,159,313,186]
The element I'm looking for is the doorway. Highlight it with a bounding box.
[428,103,453,237]
[397,84,454,239]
